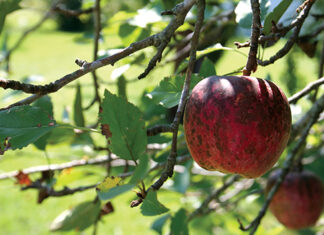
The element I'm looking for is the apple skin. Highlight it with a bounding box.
[266,170,324,230]
[183,76,291,178]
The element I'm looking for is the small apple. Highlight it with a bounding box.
[183,76,291,178]
[266,170,324,229]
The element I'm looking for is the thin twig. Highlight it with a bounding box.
[148,0,205,191]
[0,153,191,181]
[311,40,324,101]
[235,41,250,49]
[258,0,315,66]
[119,154,191,178]
[138,0,196,79]
[188,175,241,221]
[18,155,192,200]
[240,94,324,235]
[243,0,261,76]
[0,94,43,111]
[21,181,97,197]
[167,9,235,66]
[147,124,173,136]
[0,35,157,95]
[0,155,113,180]
[290,93,324,143]
[312,13,324,19]
[94,143,168,152]
[309,23,324,38]
[92,219,99,235]
[288,77,324,104]
[0,0,63,67]
[0,0,196,110]
[52,6,94,16]
[211,188,262,214]
[88,0,102,108]
[258,6,323,46]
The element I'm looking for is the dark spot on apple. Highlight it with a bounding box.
[197,135,202,145]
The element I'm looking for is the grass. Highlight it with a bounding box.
[0,6,322,235]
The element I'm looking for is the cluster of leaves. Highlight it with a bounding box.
[0,57,215,233]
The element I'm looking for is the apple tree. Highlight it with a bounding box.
[0,0,324,234]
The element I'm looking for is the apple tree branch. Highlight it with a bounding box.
[243,0,261,76]
[148,0,205,192]
[239,93,324,235]
[258,0,315,66]
[0,0,196,110]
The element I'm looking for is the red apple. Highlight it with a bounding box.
[266,170,324,229]
[183,76,291,178]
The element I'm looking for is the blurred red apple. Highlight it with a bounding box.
[266,170,324,229]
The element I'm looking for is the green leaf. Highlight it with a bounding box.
[151,214,171,235]
[72,132,93,147]
[73,83,85,127]
[199,58,216,78]
[148,133,171,144]
[131,52,146,65]
[117,75,127,100]
[32,96,54,117]
[197,44,234,58]
[32,96,54,150]
[50,200,101,232]
[162,0,177,9]
[170,208,189,235]
[140,191,169,216]
[139,88,168,122]
[0,31,8,52]
[100,89,147,161]
[118,23,151,46]
[175,60,189,75]
[0,0,21,35]
[176,44,244,75]
[55,168,91,189]
[147,74,203,108]
[235,0,270,29]
[33,134,49,151]
[96,176,122,192]
[169,160,192,194]
[45,124,75,146]
[197,44,247,59]
[119,23,137,39]
[263,0,293,35]
[129,154,149,184]
[0,106,56,153]
[97,183,135,201]
[62,106,70,122]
